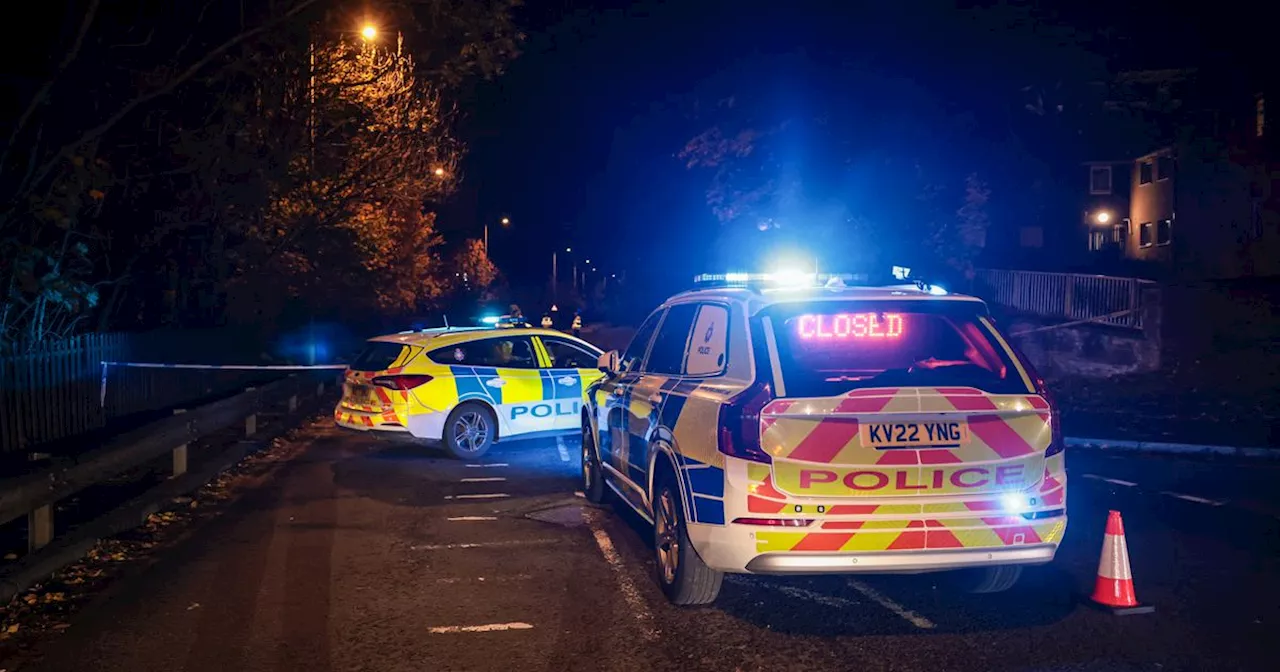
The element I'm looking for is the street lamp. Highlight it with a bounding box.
[485,217,511,255]
[433,167,446,177]
[360,24,378,40]
[1095,211,1112,225]
[501,217,510,225]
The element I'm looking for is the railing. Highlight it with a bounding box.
[0,372,336,603]
[972,269,1155,330]
[0,330,274,455]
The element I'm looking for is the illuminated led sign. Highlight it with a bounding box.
[797,313,903,340]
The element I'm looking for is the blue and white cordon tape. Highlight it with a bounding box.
[99,361,347,407]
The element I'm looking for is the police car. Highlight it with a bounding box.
[335,326,604,458]
[580,272,1065,605]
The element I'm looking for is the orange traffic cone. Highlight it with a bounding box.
[1091,510,1154,615]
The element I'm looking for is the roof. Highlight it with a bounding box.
[666,283,986,314]
[366,327,598,350]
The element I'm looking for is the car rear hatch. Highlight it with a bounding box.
[340,340,424,422]
[757,299,1052,498]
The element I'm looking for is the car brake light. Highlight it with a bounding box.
[717,382,775,463]
[1020,358,1064,457]
[732,517,813,527]
[371,374,433,390]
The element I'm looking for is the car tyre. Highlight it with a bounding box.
[443,402,497,460]
[653,470,723,606]
[960,565,1024,594]
[581,418,608,504]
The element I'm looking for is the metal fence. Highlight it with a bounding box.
[0,330,274,455]
[971,269,1155,330]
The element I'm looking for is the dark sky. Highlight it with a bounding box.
[438,0,1262,300]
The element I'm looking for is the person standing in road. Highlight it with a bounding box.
[541,313,553,329]
[571,312,582,337]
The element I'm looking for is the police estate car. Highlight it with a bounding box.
[335,327,604,458]
[581,272,1065,605]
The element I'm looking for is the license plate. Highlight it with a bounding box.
[860,420,969,449]
[347,385,376,404]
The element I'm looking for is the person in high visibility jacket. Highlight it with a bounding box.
[571,313,582,337]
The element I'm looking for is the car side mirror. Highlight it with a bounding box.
[597,350,620,374]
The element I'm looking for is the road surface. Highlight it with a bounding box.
[18,425,1279,671]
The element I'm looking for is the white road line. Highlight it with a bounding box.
[435,574,533,584]
[1162,491,1225,506]
[412,539,557,551]
[444,493,510,500]
[427,622,534,634]
[846,579,936,629]
[728,576,863,611]
[586,514,658,641]
[446,516,498,521]
[461,477,507,483]
[556,437,571,462]
[1083,474,1138,487]
[466,463,508,468]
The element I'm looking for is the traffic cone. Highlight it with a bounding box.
[1090,510,1154,615]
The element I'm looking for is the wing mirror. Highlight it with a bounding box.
[597,350,620,374]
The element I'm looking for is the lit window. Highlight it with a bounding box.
[1156,219,1172,246]
[1089,166,1112,195]
[1139,161,1153,185]
[1088,230,1106,251]
[1139,222,1153,247]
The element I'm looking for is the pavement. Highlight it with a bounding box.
[11,426,1280,672]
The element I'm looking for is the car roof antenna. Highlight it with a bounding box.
[443,314,450,330]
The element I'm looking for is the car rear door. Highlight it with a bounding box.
[755,301,1052,500]
[436,335,546,437]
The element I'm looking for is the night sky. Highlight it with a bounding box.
[438,0,1260,306]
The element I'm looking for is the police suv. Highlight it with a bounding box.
[581,272,1066,605]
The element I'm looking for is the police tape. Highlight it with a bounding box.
[99,361,347,407]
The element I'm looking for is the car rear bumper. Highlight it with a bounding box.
[333,406,411,432]
[743,543,1058,574]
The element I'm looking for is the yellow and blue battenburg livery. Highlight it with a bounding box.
[581,271,1067,605]
[335,326,603,458]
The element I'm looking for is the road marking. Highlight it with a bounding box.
[436,574,533,584]
[447,516,498,521]
[556,437,570,462]
[461,477,507,483]
[586,514,658,641]
[445,493,510,500]
[728,576,863,611]
[428,622,534,634]
[412,539,557,551]
[1083,474,1138,487]
[1161,491,1224,506]
[846,579,936,629]
[466,463,508,468]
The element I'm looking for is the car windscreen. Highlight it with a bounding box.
[349,342,413,372]
[761,300,1030,398]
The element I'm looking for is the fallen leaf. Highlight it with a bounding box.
[6,624,18,633]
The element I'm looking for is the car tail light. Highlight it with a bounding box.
[731,517,813,527]
[1019,357,1064,457]
[717,382,775,464]
[371,374,433,390]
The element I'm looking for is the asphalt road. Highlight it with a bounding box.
[20,426,1280,672]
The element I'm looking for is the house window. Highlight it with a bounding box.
[1089,166,1112,195]
[1257,96,1266,138]
[1088,230,1106,251]
[1156,219,1172,246]
[1139,161,1153,185]
[1139,222,1153,247]
[1112,220,1129,243]
[1156,156,1173,181]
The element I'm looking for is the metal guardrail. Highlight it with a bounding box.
[0,373,331,557]
[972,269,1155,330]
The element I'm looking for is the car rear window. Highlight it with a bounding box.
[350,342,413,372]
[762,300,1031,398]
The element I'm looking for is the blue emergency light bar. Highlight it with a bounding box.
[692,272,866,289]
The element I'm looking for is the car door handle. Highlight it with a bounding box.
[485,378,507,388]
[647,393,663,403]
